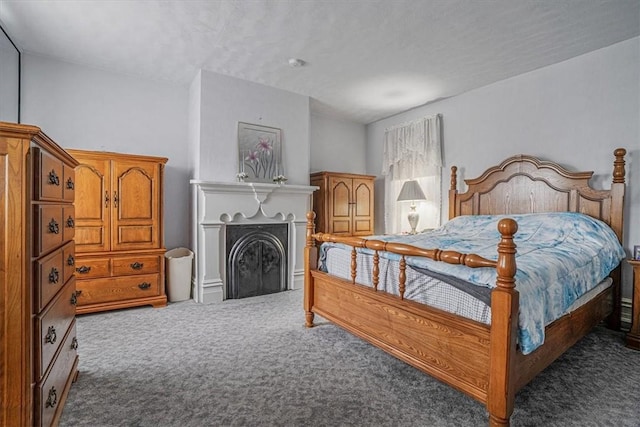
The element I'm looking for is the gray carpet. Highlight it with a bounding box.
[60,289,640,427]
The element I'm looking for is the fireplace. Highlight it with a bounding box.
[190,181,317,303]
[226,223,288,299]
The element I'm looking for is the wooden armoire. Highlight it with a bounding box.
[1,122,79,426]
[67,149,168,314]
[310,171,375,236]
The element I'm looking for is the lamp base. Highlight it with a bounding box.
[407,205,419,234]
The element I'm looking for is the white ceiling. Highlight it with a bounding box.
[1,0,639,124]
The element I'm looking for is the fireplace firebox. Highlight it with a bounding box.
[225,223,288,299]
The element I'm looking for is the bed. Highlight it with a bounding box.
[303,149,627,426]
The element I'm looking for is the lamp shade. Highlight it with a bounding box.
[397,180,426,202]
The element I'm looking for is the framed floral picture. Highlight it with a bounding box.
[237,122,283,183]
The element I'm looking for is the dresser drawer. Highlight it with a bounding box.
[35,279,76,381]
[63,205,75,242]
[76,273,160,306]
[74,257,110,279]
[112,254,161,276]
[34,148,64,201]
[63,241,76,285]
[35,242,74,312]
[63,163,75,202]
[35,320,78,427]
[34,205,64,257]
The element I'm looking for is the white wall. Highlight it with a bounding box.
[194,70,310,185]
[366,37,640,297]
[188,69,202,178]
[310,114,367,174]
[0,19,20,123]
[21,54,191,250]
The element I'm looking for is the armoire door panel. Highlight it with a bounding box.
[354,220,373,233]
[353,180,373,217]
[111,161,159,251]
[331,220,350,234]
[74,162,108,220]
[74,160,110,253]
[114,165,154,219]
[117,225,154,245]
[329,178,351,218]
[75,227,106,249]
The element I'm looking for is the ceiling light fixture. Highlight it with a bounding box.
[288,58,305,68]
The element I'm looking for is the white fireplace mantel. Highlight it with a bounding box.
[190,180,317,303]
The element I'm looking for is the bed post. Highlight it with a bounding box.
[448,166,458,220]
[488,218,519,427]
[304,211,318,328]
[609,148,626,330]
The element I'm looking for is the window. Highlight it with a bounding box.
[382,114,442,234]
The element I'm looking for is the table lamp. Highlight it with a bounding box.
[397,180,426,234]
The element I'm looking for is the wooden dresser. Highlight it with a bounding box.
[0,122,79,426]
[67,149,167,314]
[310,171,375,236]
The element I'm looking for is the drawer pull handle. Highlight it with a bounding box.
[70,292,78,305]
[45,326,57,345]
[66,216,75,228]
[48,268,59,284]
[131,262,144,270]
[48,219,60,234]
[138,282,151,290]
[76,265,91,274]
[46,387,58,408]
[67,254,75,266]
[66,177,74,190]
[71,337,78,350]
[48,170,60,186]
[105,191,110,207]
[114,191,119,208]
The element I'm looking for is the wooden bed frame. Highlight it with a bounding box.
[303,149,626,426]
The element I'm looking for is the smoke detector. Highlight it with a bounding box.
[288,58,306,68]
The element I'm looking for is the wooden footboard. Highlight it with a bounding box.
[311,269,492,402]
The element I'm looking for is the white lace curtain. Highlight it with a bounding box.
[382,114,443,234]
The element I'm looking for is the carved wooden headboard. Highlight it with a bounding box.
[448,149,626,242]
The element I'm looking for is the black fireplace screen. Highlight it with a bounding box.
[225,223,288,299]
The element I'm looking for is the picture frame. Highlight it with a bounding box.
[634,245,640,261]
[237,122,283,183]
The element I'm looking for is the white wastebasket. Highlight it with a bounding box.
[165,247,194,302]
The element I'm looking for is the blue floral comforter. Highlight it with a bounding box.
[319,213,625,354]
